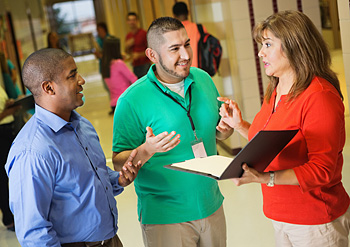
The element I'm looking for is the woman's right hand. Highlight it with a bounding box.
[217,97,243,129]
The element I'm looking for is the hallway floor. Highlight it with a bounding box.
[1,51,349,247]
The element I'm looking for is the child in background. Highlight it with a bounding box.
[101,37,137,115]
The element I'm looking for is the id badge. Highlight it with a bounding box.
[191,138,207,158]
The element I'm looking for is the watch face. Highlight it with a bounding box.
[267,171,275,187]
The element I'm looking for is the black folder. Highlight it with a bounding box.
[165,129,298,180]
[8,94,35,112]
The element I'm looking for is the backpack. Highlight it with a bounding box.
[197,24,222,76]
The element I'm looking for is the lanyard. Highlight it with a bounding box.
[153,82,198,140]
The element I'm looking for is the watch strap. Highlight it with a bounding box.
[267,171,275,187]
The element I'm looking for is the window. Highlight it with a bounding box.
[53,0,96,35]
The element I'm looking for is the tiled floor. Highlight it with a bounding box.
[1,52,349,247]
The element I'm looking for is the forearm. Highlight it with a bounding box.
[0,105,17,121]
[234,120,251,140]
[133,51,146,60]
[17,226,60,247]
[124,39,134,53]
[256,169,299,185]
[274,169,299,185]
[235,164,299,186]
[94,51,102,59]
[113,143,153,171]
[216,128,234,140]
[0,111,5,121]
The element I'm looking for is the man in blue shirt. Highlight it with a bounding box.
[5,48,141,247]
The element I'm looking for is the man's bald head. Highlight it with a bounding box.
[146,17,185,53]
[22,48,71,98]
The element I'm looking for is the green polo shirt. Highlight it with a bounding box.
[113,65,224,224]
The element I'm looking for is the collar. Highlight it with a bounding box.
[147,64,194,95]
[35,104,80,133]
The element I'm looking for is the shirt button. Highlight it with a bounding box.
[95,167,98,170]
[85,147,88,151]
[106,187,108,190]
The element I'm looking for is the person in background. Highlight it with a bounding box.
[0,52,18,99]
[47,32,61,49]
[101,36,137,115]
[124,12,151,78]
[0,85,20,232]
[94,22,112,110]
[113,17,232,247]
[7,58,17,86]
[218,10,350,247]
[5,48,142,246]
[1,53,27,133]
[172,1,206,68]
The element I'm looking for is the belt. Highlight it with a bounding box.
[62,236,112,247]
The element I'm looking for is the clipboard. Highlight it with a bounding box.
[164,129,298,180]
[8,95,35,112]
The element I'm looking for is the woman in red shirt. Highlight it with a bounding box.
[217,10,350,246]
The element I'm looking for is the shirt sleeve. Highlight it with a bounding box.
[106,166,124,196]
[7,60,15,71]
[112,96,145,153]
[7,151,61,247]
[293,90,345,192]
[118,61,138,84]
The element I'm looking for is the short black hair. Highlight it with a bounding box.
[172,2,189,16]
[127,12,138,19]
[147,17,184,50]
[97,22,108,33]
[22,48,71,97]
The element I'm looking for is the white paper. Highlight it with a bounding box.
[171,155,233,178]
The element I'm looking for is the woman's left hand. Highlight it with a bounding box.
[231,164,267,186]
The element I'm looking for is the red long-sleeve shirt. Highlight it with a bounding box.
[249,76,350,225]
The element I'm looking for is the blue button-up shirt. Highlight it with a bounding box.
[5,105,123,246]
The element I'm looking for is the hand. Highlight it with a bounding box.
[125,38,135,51]
[143,127,180,156]
[93,50,102,59]
[118,149,142,187]
[131,52,145,61]
[231,164,266,186]
[216,118,233,134]
[217,97,243,130]
[121,52,129,61]
[5,99,15,108]
[3,99,21,116]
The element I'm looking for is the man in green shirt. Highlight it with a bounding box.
[112,17,233,247]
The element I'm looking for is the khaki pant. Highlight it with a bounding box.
[141,205,226,247]
[272,206,350,247]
